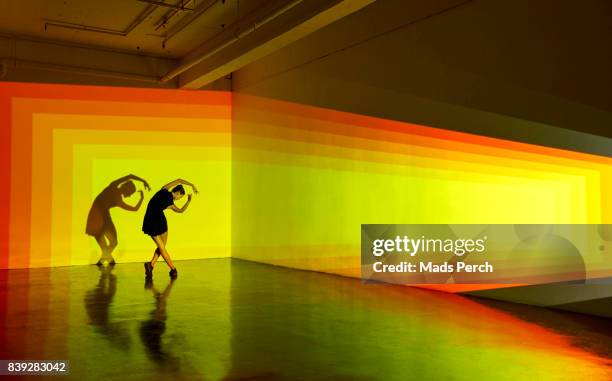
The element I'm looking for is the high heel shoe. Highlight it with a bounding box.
[169,268,178,279]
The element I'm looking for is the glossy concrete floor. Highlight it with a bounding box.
[0,258,611,380]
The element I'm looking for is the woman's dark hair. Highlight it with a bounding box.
[171,184,185,195]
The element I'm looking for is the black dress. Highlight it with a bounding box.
[142,189,174,236]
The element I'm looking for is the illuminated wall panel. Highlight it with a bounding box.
[231,94,612,288]
[0,83,231,269]
[1,81,611,286]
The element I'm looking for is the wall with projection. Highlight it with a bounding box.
[231,94,612,290]
[0,83,232,269]
[2,81,611,285]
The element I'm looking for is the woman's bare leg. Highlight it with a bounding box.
[150,248,160,266]
[150,232,167,267]
[105,224,118,263]
[151,234,175,270]
[95,234,109,264]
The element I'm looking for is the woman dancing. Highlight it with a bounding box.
[143,179,198,279]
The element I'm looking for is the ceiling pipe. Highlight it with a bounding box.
[137,0,195,11]
[154,0,195,31]
[159,0,304,83]
[124,3,163,34]
[161,0,219,47]
[1,57,161,83]
[44,1,160,37]
[0,31,173,59]
[44,20,130,36]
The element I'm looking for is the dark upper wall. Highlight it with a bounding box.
[233,0,612,155]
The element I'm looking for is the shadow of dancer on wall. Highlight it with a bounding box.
[84,265,132,350]
[140,278,180,372]
[86,174,151,266]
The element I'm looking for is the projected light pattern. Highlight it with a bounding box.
[1,81,611,290]
[232,94,612,292]
[0,83,231,269]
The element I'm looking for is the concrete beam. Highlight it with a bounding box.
[177,0,375,89]
[0,33,178,88]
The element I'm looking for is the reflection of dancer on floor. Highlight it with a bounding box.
[143,179,198,279]
[86,174,150,266]
[84,266,131,350]
[140,278,179,370]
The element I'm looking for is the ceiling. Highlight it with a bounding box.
[0,0,268,58]
[0,0,375,88]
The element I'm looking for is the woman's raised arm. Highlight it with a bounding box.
[162,179,198,194]
[110,174,151,191]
